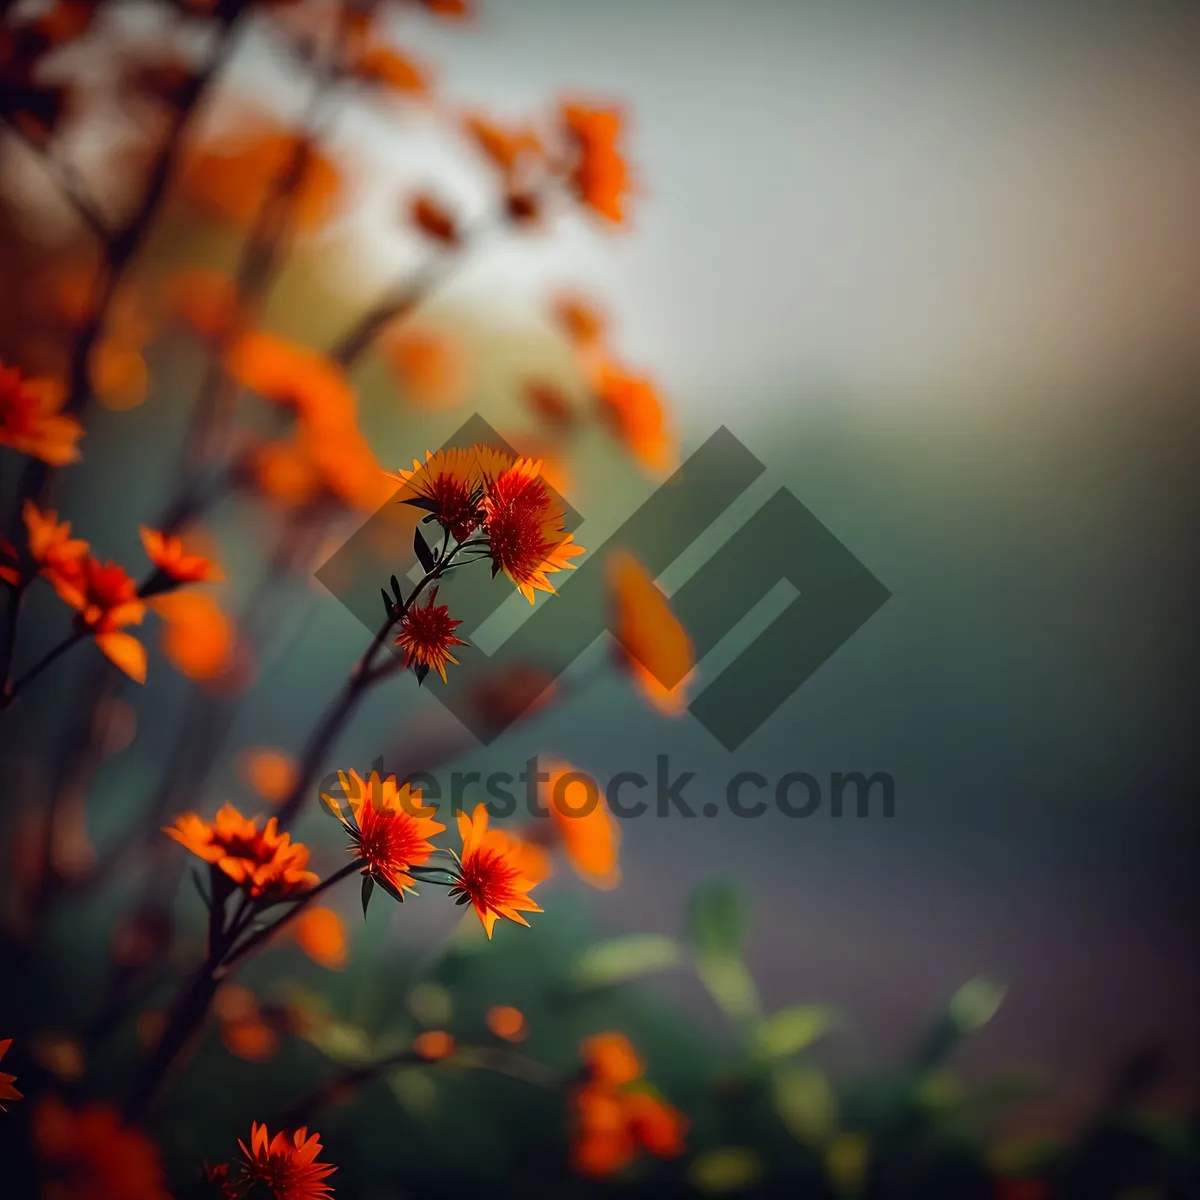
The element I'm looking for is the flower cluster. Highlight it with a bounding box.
[205,1122,336,1200]
[0,501,224,689]
[166,803,318,903]
[570,1032,688,1178]
[320,770,546,940]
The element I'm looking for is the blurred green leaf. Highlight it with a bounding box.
[688,881,750,959]
[695,955,761,1026]
[687,1146,764,1194]
[387,1064,438,1116]
[569,934,684,991]
[408,981,453,1026]
[949,977,1006,1032]
[756,1004,838,1058]
[301,1016,374,1065]
[825,1132,870,1196]
[773,1063,837,1146]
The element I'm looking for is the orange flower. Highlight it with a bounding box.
[481,458,584,602]
[450,804,543,938]
[409,192,459,246]
[89,339,149,411]
[0,1038,21,1110]
[485,1005,527,1042]
[33,1097,172,1200]
[20,500,88,594]
[0,362,82,465]
[413,1029,455,1060]
[542,762,621,889]
[322,769,444,900]
[290,906,347,971]
[54,555,147,683]
[571,1032,688,1178]
[253,426,391,514]
[552,293,607,350]
[396,589,468,683]
[384,326,468,410]
[463,112,542,175]
[150,590,235,682]
[561,101,632,225]
[581,1032,643,1087]
[594,360,674,472]
[226,332,355,433]
[607,550,693,714]
[163,268,241,342]
[237,1122,336,1200]
[417,0,471,18]
[523,380,576,429]
[165,802,318,901]
[139,525,224,584]
[240,747,299,805]
[356,43,431,96]
[180,115,341,233]
[389,445,511,543]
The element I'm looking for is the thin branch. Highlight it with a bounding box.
[0,118,112,241]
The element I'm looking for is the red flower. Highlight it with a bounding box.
[395,589,468,683]
[237,1122,336,1200]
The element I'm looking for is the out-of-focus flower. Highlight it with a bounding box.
[226,332,355,433]
[416,0,472,18]
[26,1,96,46]
[450,804,543,938]
[581,1032,643,1087]
[463,112,542,176]
[540,762,621,889]
[163,268,241,342]
[561,100,632,225]
[251,425,391,515]
[0,1039,21,1110]
[384,326,468,410]
[165,802,318,901]
[180,115,342,233]
[89,339,148,411]
[523,380,577,429]
[355,42,431,96]
[553,294,607,351]
[240,747,299,805]
[33,1097,172,1200]
[150,590,236,682]
[322,769,444,900]
[220,991,281,1062]
[571,1032,688,1178]
[413,1029,455,1060]
[593,360,674,473]
[486,1005,527,1042]
[237,1122,336,1200]
[408,192,459,246]
[482,458,583,602]
[54,556,147,683]
[18,500,88,594]
[31,1032,85,1083]
[396,588,467,683]
[139,526,224,585]
[607,550,693,714]
[290,906,348,970]
[389,445,511,542]
[466,662,557,736]
[0,362,82,465]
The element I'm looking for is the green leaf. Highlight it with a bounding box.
[773,1063,837,1146]
[401,495,440,512]
[361,875,375,917]
[695,955,761,1025]
[949,977,1006,1032]
[688,880,750,959]
[414,526,436,573]
[757,1005,837,1058]
[570,934,684,991]
[687,1147,763,1194]
[381,588,397,619]
[390,574,404,603]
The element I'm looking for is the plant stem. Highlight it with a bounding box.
[1,629,86,708]
[126,862,359,1121]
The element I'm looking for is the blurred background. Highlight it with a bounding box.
[2,1,1198,1196]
